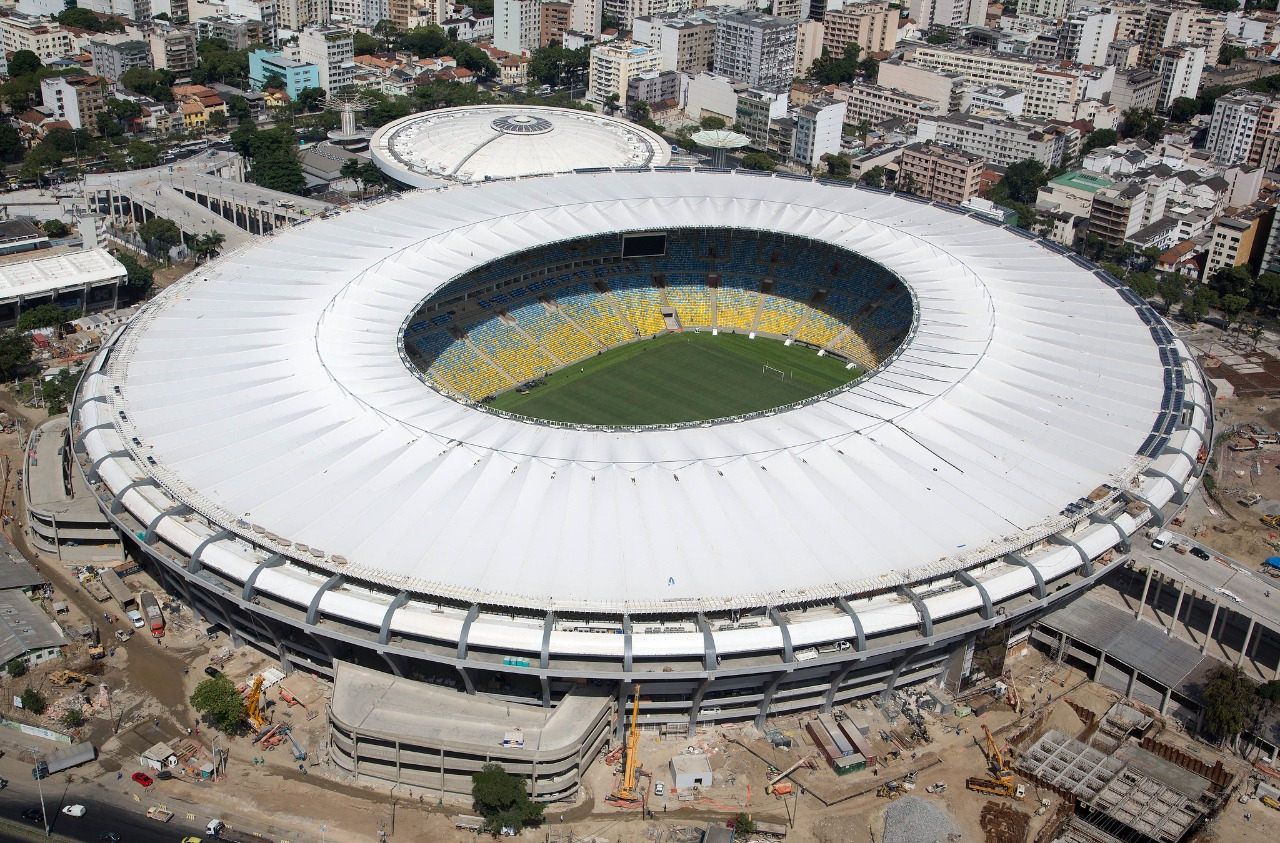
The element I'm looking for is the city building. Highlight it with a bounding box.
[683,72,748,124]
[601,0,713,29]
[735,88,789,148]
[713,11,798,96]
[828,81,942,131]
[626,68,682,106]
[540,1,572,47]
[1205,206,1274,276]
[792,99,846,168]
[632,13,717,73]
[571,0,602,38]
[1205,90,1279,166]
[249,48,322,97]
[916,113,1073,168]
[0,14,72,61]
[589,39,663,104]
[794,18,823,77]
[88,37,151,82]
[40,75,108,135]
[1022,63,1113,123]
[907,45,1039,90]
[195,15,266,49]
[907,0,983,30]
[898,141,984,204]
[1152,44,1205,111]
[297,25,356,93]
[877,60,966,113]
[1109,69,1161,115]
[148,25,198,73]
[0,221,48,257]
[961,83,1024,117]
[821,0,897,58]
[494,0,540,55]
[1056,8,1117,66]
[1138,4,1225,70]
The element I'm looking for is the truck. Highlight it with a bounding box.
[454,815,486,832]
[139,591,164,637]
[206,819,274,842]
[32,742,95,779]
[145,806,173,822]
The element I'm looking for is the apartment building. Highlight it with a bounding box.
[249,48,321,96]
[735,88,789,147]
[88,37,151,82]
[1206,91,1278,166]
[540,1,572,46]
[1019,0,1067,19]
[494,0,540,55]
[632,13,716,72]
[821,0,896,58]
[907,46,1039,90]
[0,15,71,61]
[916,113,1073,168]
[1152,44,1204,111]
[1056,8,1117,66]
[571,0,602,39]
[627,68,682,104]
[1139,4,1225,69]
[195,15,265,49]
[148,25,198,73]
[1105,39,1141,70]
[908,0,983,30]
[961,84,1023,117]
[898,141,984,204]
[297,24,355,93]
[1110,68,1161,114]
[278,0,329,30]
[1023,63,1113,122]
[792,100,845,168]
[589,38,663,103]
[827,81,942,131]
[602,0,706,29]
[1205,208,1273,276]
[795,18,823,76]
[39,75,108,135]
[877,60,965,112]
[714,11,797,95]
[1087,176,1172,247]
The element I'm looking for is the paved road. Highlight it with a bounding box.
[0,774,205,843]
[1142,529,1280,627]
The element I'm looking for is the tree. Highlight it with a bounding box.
[20,688,46,715]
[471,763,544,833]
[1202,665,1256,745]
[1119,108,1165,144]
[822,152,852,179]
[357,161,385,195]
[191,675,245,733]
[128,138,160,168]
[733,814,756,834]
[5,659,27,677]
[1183,286,1219,323]
[1223,293,1250,324]
[18,302,74,335]
[699,115,726,131]
[340,157,363,193]
[60,709,85,729]
[8,50,41,78]
[56,8,125,32]
[1200,0,1239,10]
[1081,128,1117,157]
[353,31,383,55]
[41,368,80,414]
[1219,44,1248,65]
[260,70,287,92]
[96,111,125,138]
[926,31,950,44]
[860,165,885,188]
[113,251,154,301]
[208,110,228,129]
[296,86,326,111]
[226,94,252,121]
[1127,271,1158,300]
[994,158,1049,204]
[739,152,775,171]
[0,124,22,162]
[41,220,68,238]
[138,217,183,260]
[0,331,33,380]
[1158,276,1186,310]
[192,231,226,263]
[1168,97,1200,123]
[1209,264,1253,298]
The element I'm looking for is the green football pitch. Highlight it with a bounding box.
[487,332,862,425]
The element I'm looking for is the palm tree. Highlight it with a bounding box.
[192,230,226,263]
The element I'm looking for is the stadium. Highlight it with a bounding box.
[71,169,1209,800]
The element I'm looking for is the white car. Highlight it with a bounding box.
[654,781,665,796]
[61,805,85,817]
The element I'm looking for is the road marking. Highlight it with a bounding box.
[131,793,139,802]
[187,812,196,820]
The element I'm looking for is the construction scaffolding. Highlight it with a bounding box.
[1091,768,1201,843]
[1015,730,1124,798]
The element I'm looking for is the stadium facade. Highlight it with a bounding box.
[72,171,1209,800]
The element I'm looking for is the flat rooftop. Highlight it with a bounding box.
[0,532,43,591]
[332,661,611,752]
[1050,171,1114,193]
[0,589,65,663]
[0,249,125,300]
[27,417,110,520]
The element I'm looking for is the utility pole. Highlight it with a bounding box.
[34,753,49,836]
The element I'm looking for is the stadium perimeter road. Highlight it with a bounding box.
[1141,531,1280,630]
[0,773,204,843]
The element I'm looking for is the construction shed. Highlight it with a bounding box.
[670,752,713,790]
[140,741,177,771]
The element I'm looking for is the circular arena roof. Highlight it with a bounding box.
[93,172,1171,613]
[369,105,671,187]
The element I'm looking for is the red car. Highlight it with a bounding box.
[131,772,153,787]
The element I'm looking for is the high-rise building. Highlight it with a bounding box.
[1152,44,1204,111]
[916,113,1074,168]
[898,141,984,204]
[1109,69,1161,115]
[632,12,717,72]
[494,0,540,54]
[1017,0,1066,18]
[570,0,602,38]
[88,37,151,82]
[588,38,663,103]
[907,0,982,31]
[541,1,572,46]
[1139,4,1224,70]
[249,48,322,96]
[1056,9,1117,66]
[713,11,797,95]
[39,75,108,135]
[278,0,329,30]
[0,15,71,61]
[876,59,965,112]
[148,25,198,73]
[297,24,355,92]
[821,0,896,58]
[794,18,823,76]
[1206,90,1280,166]
[791,99,845,167]
[195,15,266,50]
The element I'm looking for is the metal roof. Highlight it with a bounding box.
[84,171,1173,613]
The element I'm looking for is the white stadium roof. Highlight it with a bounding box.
[87,172,1174,613]
[368,105,671,187]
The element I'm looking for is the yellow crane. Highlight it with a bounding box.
[243,675,267,731]
[607,684,643,805]
[982,724,1013,782]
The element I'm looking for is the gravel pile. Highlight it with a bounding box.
[882,795,960,843]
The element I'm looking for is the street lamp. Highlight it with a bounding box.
[34,752,49,836]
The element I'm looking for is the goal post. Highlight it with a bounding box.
[763,363,786,380]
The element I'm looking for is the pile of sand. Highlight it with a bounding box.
[1038,703,1085,739]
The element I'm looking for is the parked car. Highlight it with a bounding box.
[132,771,153,787]
[156,769,174,780]
[1190,547,1211,560]
[654,781,665,796]
[99,833,122,843]
[204,666,222,678]
[22,808,44,824]
[62,805,86,817]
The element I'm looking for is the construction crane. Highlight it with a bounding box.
[765,754,815,796]
[981,724,1013,782]
[967,724,1023,799]
[607,684,643,805]
[243,675,267,731]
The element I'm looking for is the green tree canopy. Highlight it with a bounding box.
[1202,665,1256,741]
[56,8,125,32]
[225,93,252,120]
[822,153,852,179]
[8,50,41,78]
[1081,128,1118,156]
[860,165,885,188]
[190,675,245,733]
[20,687,46,715]
[120,67,176,101]
[739,152,776,171]
[113,251,155,301]
[699,115,726,131]
[0,331,33,380]
[295,86,326,111]
[18,302,74,334]
[128,138,160,168]
[471,763,544,833]
[1168,97,1200,123]
[41,219,68,238]
[60,709,85,728]
[138,216,183,259]
[40,368,80,414]
[993,158,1049,204]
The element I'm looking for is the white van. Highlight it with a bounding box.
[1151,531,1174,550]
[127,610,145,628]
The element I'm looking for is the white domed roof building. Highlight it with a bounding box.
[368,105,671,187]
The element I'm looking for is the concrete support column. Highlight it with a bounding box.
[1150,576,1165,624]
[1160,686,1172,715]
[1135,564,1155,621]
[1202,601,1221,654]
[1126,666,1138,698]
[1093,652,1105,682]
[1169,581,1186,637]
[1239,616,1257,667]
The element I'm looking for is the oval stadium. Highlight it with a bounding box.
[72,170,1210,801]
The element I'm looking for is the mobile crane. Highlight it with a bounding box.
[607,685,644,806]
[966,724,1024,800]
[243,675,267,732]
[765,754,816,796]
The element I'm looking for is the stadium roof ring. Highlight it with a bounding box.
[74,170,1209,683]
